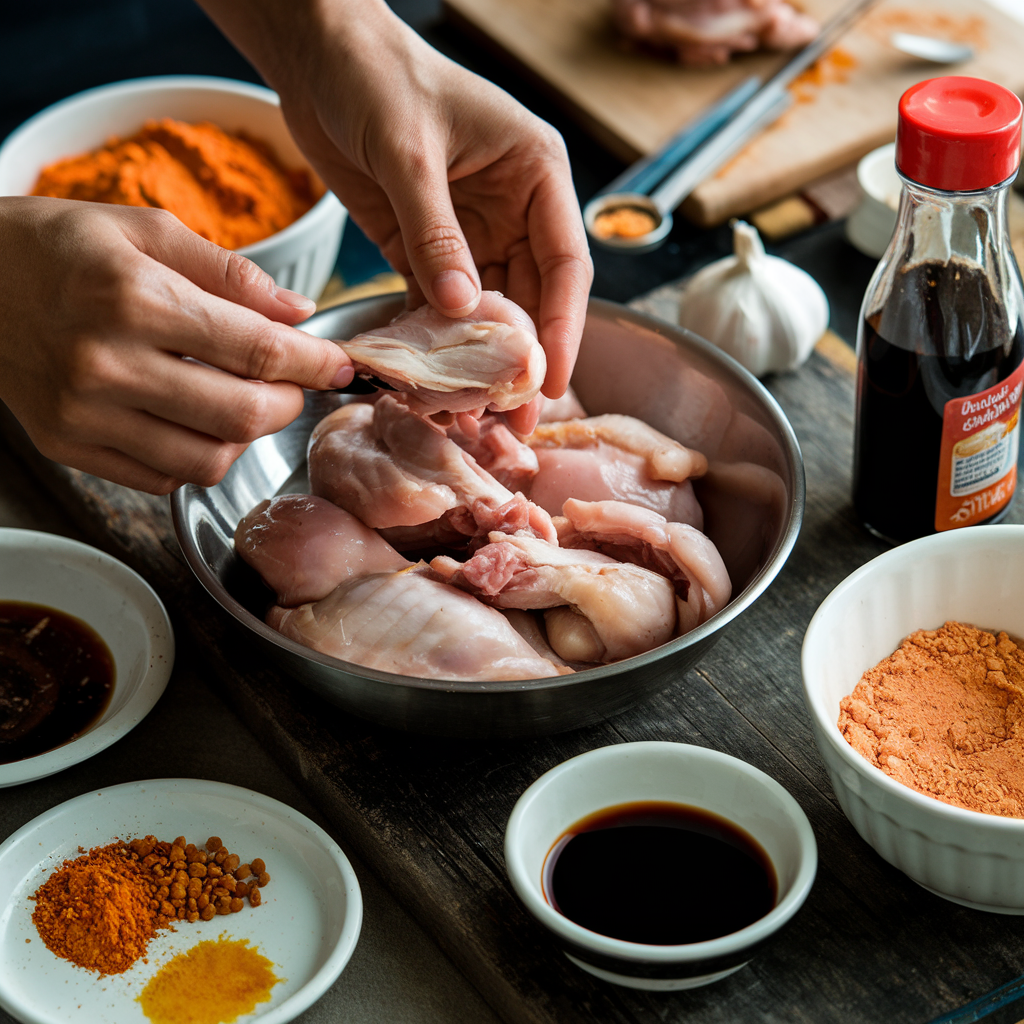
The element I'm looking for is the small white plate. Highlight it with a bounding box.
[0,779,363,1024]
[0,529,175,787]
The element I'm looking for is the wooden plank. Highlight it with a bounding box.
[6,313,1024,1023]
[442,0,1024,224]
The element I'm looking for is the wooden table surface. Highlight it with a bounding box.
[6,233,1024,1022]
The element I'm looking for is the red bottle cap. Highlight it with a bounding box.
[896,76,1022,191]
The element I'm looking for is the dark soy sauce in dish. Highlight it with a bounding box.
[543,801,776,945]
[0,601,115,763]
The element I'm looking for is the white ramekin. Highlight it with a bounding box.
[0,75,347,299]
[802,525,1024,914]
[845,142,899,259]
[0,528,174,787]
[504,741,817,990]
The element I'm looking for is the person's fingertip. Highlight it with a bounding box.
[330,364,355,390]
[431,270,480,316]
[275,286,317,316]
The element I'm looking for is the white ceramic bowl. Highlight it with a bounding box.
[504,741,817,990]
[802,525,1024,914]
[845,142,900,259]
[0,529,174,787]
[0,75,347,299]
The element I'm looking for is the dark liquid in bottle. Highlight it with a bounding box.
[853,260,1024,543]
[0,601,115,763]
[544,801,776,945]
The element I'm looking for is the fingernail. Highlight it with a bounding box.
[330,365,355,389]
[275,286,317,314]
[432,270,479,315]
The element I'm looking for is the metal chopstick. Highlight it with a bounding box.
[649,0,882,215]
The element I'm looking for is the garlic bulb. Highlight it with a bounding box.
[678,220,829,377]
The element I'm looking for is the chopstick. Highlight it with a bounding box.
[600,75,762,198]
[649,0,882,214]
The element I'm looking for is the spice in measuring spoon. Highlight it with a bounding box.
[592,205,660,240]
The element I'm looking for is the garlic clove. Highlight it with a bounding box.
[678,221,829,378]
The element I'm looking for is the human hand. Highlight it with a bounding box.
[0,197,353,494]
[201,0,592,432]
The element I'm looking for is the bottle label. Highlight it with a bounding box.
[935,362,1024,531]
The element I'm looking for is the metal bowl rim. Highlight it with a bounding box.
[171,294,805,694]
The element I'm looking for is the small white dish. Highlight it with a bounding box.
[845,142,900,259]
[0,76,347,299]
[0,529,174,788]
[504,741,817,990]
[0,778,363,1024]
[802,525,1024,914]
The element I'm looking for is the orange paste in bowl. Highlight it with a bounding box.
[32,118,318,249]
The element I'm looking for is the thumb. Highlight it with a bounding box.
[126,208,317,325]
[387,157,481,317]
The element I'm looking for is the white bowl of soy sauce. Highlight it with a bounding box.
[504,741,817,990]
[0,529,174,787]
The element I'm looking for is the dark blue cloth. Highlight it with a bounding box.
[0,0,263,142]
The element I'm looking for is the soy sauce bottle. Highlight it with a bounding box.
[852,77,1024,543]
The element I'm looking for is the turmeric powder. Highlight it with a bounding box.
[32,118,317,249]
[137,935,282,1024]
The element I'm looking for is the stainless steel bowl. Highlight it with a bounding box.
[171,295,804,737]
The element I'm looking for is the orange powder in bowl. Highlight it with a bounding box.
[32,118,318,249]
[838,621,1024,818]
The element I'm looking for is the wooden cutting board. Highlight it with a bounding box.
[443,0,1024,225]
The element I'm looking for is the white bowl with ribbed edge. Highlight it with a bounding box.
[802,525,1024,914]
[0,75,346,300]
[504,741,817,990]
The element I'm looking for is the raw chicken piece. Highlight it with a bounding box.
[268,565,566,680]
[612,0,819,66]
[526,415,707,528]
[555,498,732,634]
[445,413,539,493]
[536,385,588,423]
[501,609,582,671]
[337,291,546,415]
[308,395,555,549]
[431,533,677,663]
[235,494,408,606]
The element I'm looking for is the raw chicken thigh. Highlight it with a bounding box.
[308,395,555,549]
[612,0,819,66]
[555,499,732,633]
[235,494,408,606]
[526,415,707,528]
[431,533,677,663]
[337,291,546,416]
[268,567,568,680]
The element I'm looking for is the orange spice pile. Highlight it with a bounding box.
[31,834,271,975]
[592,205,659,241]
[32,118,317,249]
[839,621,1024,818]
